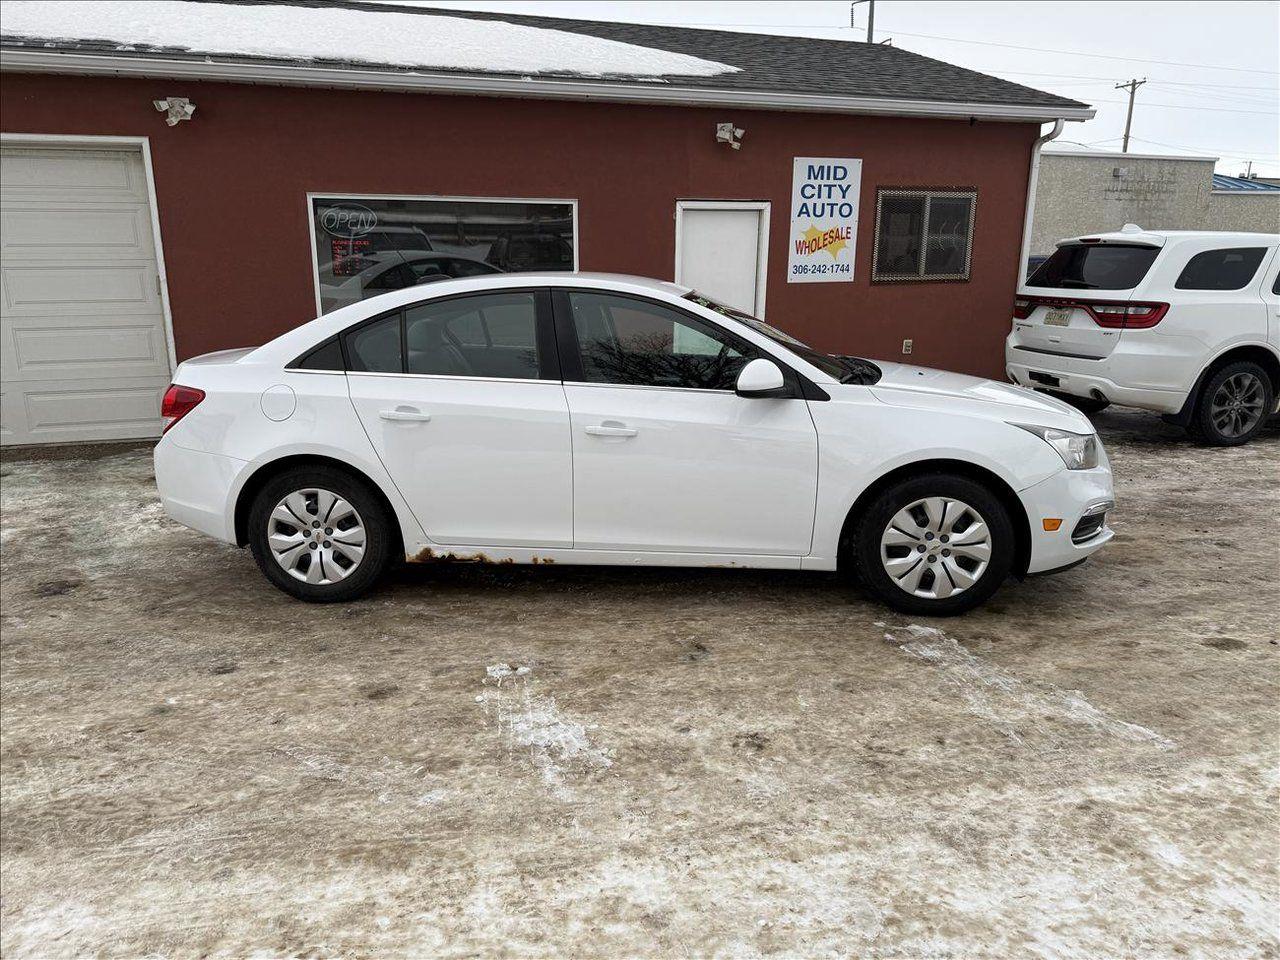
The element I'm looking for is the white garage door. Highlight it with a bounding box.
[1,144,172,445]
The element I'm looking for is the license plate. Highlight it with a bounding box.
[1043,307,1072,326]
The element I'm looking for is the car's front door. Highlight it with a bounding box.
[345,289,573,547]
[555,289,818,556]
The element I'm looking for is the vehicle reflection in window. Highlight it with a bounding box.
[569,292,756,390]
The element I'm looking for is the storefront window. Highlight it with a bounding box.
[310,196,575,314]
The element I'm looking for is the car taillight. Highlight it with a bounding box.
[1015,296,1169,329]
[161,384,205,434]
[1115,302,1169,328]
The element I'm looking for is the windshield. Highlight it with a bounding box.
[1027,243,1159,290]
[683,293,881,385]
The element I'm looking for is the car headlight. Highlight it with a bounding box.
[1011,423,1100,470]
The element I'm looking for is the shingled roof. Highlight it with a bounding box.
[0,0,1094,122]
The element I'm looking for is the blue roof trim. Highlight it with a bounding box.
[1212,173,1280,192]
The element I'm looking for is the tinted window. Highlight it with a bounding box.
[1028,243,1160,290]
[406,293,539,379]
[569,292,756,390]
[1175,247,1267,291]
[345,314,401,373]
[294,337,344,371]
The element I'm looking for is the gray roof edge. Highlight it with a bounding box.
[0,46,1096,122]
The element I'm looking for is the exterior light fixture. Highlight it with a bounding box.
[153,97,196,126]
[715,122,745,150]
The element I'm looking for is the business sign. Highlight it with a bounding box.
[787,157,861,283]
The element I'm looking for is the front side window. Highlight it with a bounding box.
[406,292,540,379]
[1028,243,1159,290]
[872,189,976,281]
[568,292,756,390]
[1175,247,1268,291]
[312,196,575,314]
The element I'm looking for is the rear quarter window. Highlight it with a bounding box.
[1175,247,1268,291]
[1027,243,1159,290]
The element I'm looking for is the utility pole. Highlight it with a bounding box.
[851,0,875,43]
[1114,78,1146,153]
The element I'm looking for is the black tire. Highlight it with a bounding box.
[852,473,1015,616]
[248,465,393,602]
[1041,390,1110,415]
[1188,360,1273,447]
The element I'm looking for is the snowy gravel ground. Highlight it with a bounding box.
[1,408,1277,958]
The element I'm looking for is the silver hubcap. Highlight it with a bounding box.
[1210,372,1265,439]
[267,488,366,584]
[880,497,992,600]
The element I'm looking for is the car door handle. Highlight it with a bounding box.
[379,408,431,422]
[585,424,637,438]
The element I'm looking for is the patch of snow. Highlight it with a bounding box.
[0,1,740,78]
[485,663,531,683]
[477,665,611,798]
[884,624,1173,748]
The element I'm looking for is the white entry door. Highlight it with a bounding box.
[675,201,770,316]
[0,143,172,445]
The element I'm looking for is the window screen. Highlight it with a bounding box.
[872,189,976,281]
[568,292,756,390]
[1175,248,1267,291]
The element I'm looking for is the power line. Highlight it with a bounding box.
[1086,98,1277,116]
[884,28,1280,75]
[1126,136,1280,161]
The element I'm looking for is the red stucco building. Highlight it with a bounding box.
[0,0,1092,445]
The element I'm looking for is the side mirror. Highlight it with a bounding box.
[735,358,790,398]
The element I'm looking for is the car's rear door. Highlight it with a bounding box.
[345,288,573,547]
[554,288,818,557]
[1014,240,1163,360]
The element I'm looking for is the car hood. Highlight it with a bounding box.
[865,361,1092,431]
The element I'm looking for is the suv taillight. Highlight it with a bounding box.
[161,384,205,434]
[1015,296,1169,329]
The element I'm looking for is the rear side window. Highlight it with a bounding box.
[294,337,344,371]
[1027,243,1160,290]
[1175,248,1267,291]
[345,314,402,373]
[405,292,540,379]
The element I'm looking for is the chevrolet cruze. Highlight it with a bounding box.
[155,273,1114,614]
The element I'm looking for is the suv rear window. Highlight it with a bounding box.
[1175,247,1267,291]
[1027,243,1159,290]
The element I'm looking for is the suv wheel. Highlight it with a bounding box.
[1190,361,1273,447]
[854,474,1015,616]
[248,466,393,602]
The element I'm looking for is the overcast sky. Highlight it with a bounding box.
[383,0,1280,177]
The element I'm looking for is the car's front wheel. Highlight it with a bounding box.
[1189,360,1273,447]
[853,473,1015,616]
[248,465,393,602]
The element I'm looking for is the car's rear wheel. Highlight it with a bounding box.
[248,466,393,602]
[1189,361,1273,447]
[853,474,1015,616]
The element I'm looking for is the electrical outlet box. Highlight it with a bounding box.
[902,338,913,355]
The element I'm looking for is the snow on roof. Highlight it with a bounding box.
[0,0,739,79]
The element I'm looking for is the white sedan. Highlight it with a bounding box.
[155,273,1114,615]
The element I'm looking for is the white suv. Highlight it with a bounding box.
[1006,227,1280,445]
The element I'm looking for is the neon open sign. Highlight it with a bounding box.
[318,203,378,237]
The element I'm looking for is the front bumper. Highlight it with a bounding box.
[1017,454,1115,575]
